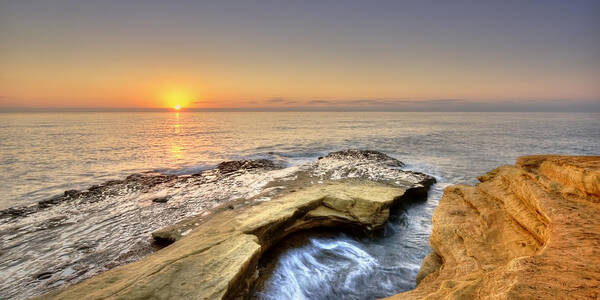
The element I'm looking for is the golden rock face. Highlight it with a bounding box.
[41,182,422,300]
[388,155,600,300]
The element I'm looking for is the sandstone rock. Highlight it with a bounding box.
[40,181,431,300]
[388,155,600,299]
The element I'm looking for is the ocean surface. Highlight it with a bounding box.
[2,112,598,210]
[0,111,598,299]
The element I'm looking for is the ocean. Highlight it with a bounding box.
[2,111,598,210]
[0,111,598,299]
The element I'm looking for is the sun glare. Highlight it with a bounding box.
[162,88,192,110]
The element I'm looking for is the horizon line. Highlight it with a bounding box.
[1,107,599,113]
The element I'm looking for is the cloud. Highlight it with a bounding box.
[307,100,333,105]
[270,98,300,104]
[256,98,600,112]
[266,97,287,103]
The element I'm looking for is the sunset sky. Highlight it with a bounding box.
[1,0,599,111]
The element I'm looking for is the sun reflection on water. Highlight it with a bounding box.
[169,112,184,160]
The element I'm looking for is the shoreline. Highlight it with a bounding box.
[1,150,434,299]
[3,153,599,299]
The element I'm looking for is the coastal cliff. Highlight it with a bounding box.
[389,155,600,299]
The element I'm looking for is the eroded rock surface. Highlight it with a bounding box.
[41,181,431,300]
[389,155,600,299]
[0,150,432,299]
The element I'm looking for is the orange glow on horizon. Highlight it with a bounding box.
[162,88,193,110]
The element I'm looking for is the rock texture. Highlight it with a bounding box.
[389,155,600,299]
[40,180,431,300]
[1,150,433,299]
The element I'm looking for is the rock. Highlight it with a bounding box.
[36,272,54,280]
[216,159,279,174]
[5,150,432,299]
[64,190,79,198]
[39,181,432,299]
[37,194,66,208]
[387,155,600,299]
[415,252,442,285]
[0,206,35,218]
[151,196,170,203]
[323,149,405,168]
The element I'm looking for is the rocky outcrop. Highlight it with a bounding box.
[1,150,435,299]
[389,155,600,299]
[40,179,433,300]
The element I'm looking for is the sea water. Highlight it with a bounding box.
[0,112,598,299]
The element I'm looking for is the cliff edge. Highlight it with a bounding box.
[389,155,600,299]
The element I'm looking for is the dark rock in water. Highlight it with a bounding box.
[38,194,67,208]
[151,232,177,247]
[217,159,278,174]
[36,272,53,280]
[151,196,170,203]
[64,190,79,198]
[125,173,177,186]
[0,206,34,218]
[104,180,123,186]
[404,170,437,186]
[88,185,102,191]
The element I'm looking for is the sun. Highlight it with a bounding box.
[162,88,192,110]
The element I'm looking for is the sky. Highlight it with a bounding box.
[1,0,599,111]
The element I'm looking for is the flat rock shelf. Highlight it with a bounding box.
[41,181,433,299]
[0,150,434,299]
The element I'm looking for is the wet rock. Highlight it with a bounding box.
[151,196,170,203]
[40,181,434,300]
[36,272,54,280]
[0,206,35,218]
[37,195,67,209]
[2,150,433,299]
[87,185,102,192]
[125,173,177,186]
[389,155,600,299]
[217,159,279,174]
[322,149,405,168]
[63,190,79,198]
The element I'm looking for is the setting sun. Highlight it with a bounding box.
[162,88,192,110]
